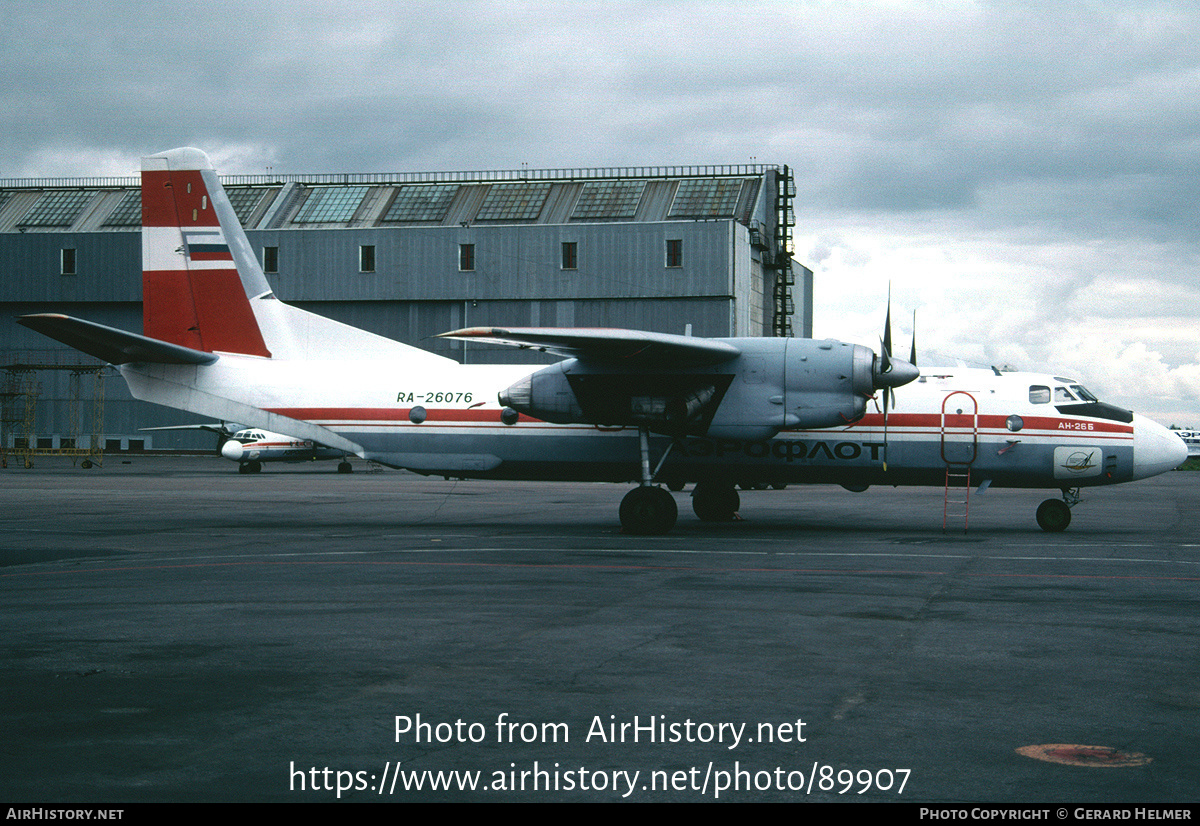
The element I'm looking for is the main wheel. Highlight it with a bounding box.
[1036,498,1071,532]
[338,461,353,473]
[619,486,678,535]
[692,481,740,522]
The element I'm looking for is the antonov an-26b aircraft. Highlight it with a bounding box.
[18,148,1187,534]
[139,422,353,473]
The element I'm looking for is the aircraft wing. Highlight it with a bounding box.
[17,314,218,366]
[436,327,740,367]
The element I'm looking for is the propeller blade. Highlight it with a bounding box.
[909,309,917,368]
[872,287,919,392]
[881,289,894,373]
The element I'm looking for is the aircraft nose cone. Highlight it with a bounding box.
[875,358,920,389]
[1132,414,1188,480]
[220,439,243,461]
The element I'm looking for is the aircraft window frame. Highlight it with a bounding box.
[1054,387,1077,402]
[1070,385,1099,402]
[1029,386,1050,404]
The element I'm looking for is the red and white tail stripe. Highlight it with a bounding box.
[141,148,271,357]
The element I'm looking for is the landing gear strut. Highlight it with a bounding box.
[618,427,677,535]
[1036,487,1079,532]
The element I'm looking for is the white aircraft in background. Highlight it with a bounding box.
[1173,429,1200,457]
[140,422,353,473]
[18,148,1186,533]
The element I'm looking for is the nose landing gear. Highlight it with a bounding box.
[1036,487,1080,532]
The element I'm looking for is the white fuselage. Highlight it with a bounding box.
[121,354,1185,489]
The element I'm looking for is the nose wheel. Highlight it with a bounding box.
[1036,488,1079,532]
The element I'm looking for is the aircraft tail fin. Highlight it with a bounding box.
[139,148,453,365]
[141,148,274,357]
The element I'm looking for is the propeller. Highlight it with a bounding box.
[873,295,919,471]
[872,294,919,400]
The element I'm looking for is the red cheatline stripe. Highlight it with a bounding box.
[857,412,1132,434]
[266,407,533,423]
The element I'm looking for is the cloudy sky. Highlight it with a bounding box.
[3,0,1199,424]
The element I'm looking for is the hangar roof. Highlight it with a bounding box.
[0,164,790,233]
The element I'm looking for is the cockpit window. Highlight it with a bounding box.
[1054,386,1077,402]
[1029,386,1050,404]
[1070,385,1098,402]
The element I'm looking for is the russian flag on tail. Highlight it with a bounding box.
[182,229,233,262]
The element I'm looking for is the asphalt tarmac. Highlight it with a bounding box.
[1,456,1198,804]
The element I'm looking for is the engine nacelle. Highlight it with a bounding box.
[702,339,878,441]
[498,361,584,423]
[497,337,914,440]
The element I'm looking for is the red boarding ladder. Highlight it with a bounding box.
[941,391,978,531]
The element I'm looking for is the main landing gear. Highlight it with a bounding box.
[619,427,678,535]
[618,428,747,534]
[1036,488,1079,532]
[238,460,263,474]
[692,480,740,522]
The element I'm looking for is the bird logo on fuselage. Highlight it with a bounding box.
[1061,450,1098,474]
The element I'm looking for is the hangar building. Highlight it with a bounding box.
[0,162,811,454]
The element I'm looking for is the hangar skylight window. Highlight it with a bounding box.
[383,184,460,222]
[475,182,551,221]
[571,181,646,220]
[0,191,12,215]
[668,178,744,219]
[225,187,269,226]
[294,186,369,223]
[18,190,95,227]
[103,191,142,227]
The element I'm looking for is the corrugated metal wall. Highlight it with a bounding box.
[1,166,808,450]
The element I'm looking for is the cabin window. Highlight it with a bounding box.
[1029,386,1050,404]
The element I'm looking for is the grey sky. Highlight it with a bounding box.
[3,0,1199,423]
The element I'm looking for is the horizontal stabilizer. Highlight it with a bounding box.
[436,326,740,366]
[17,314,219,366]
